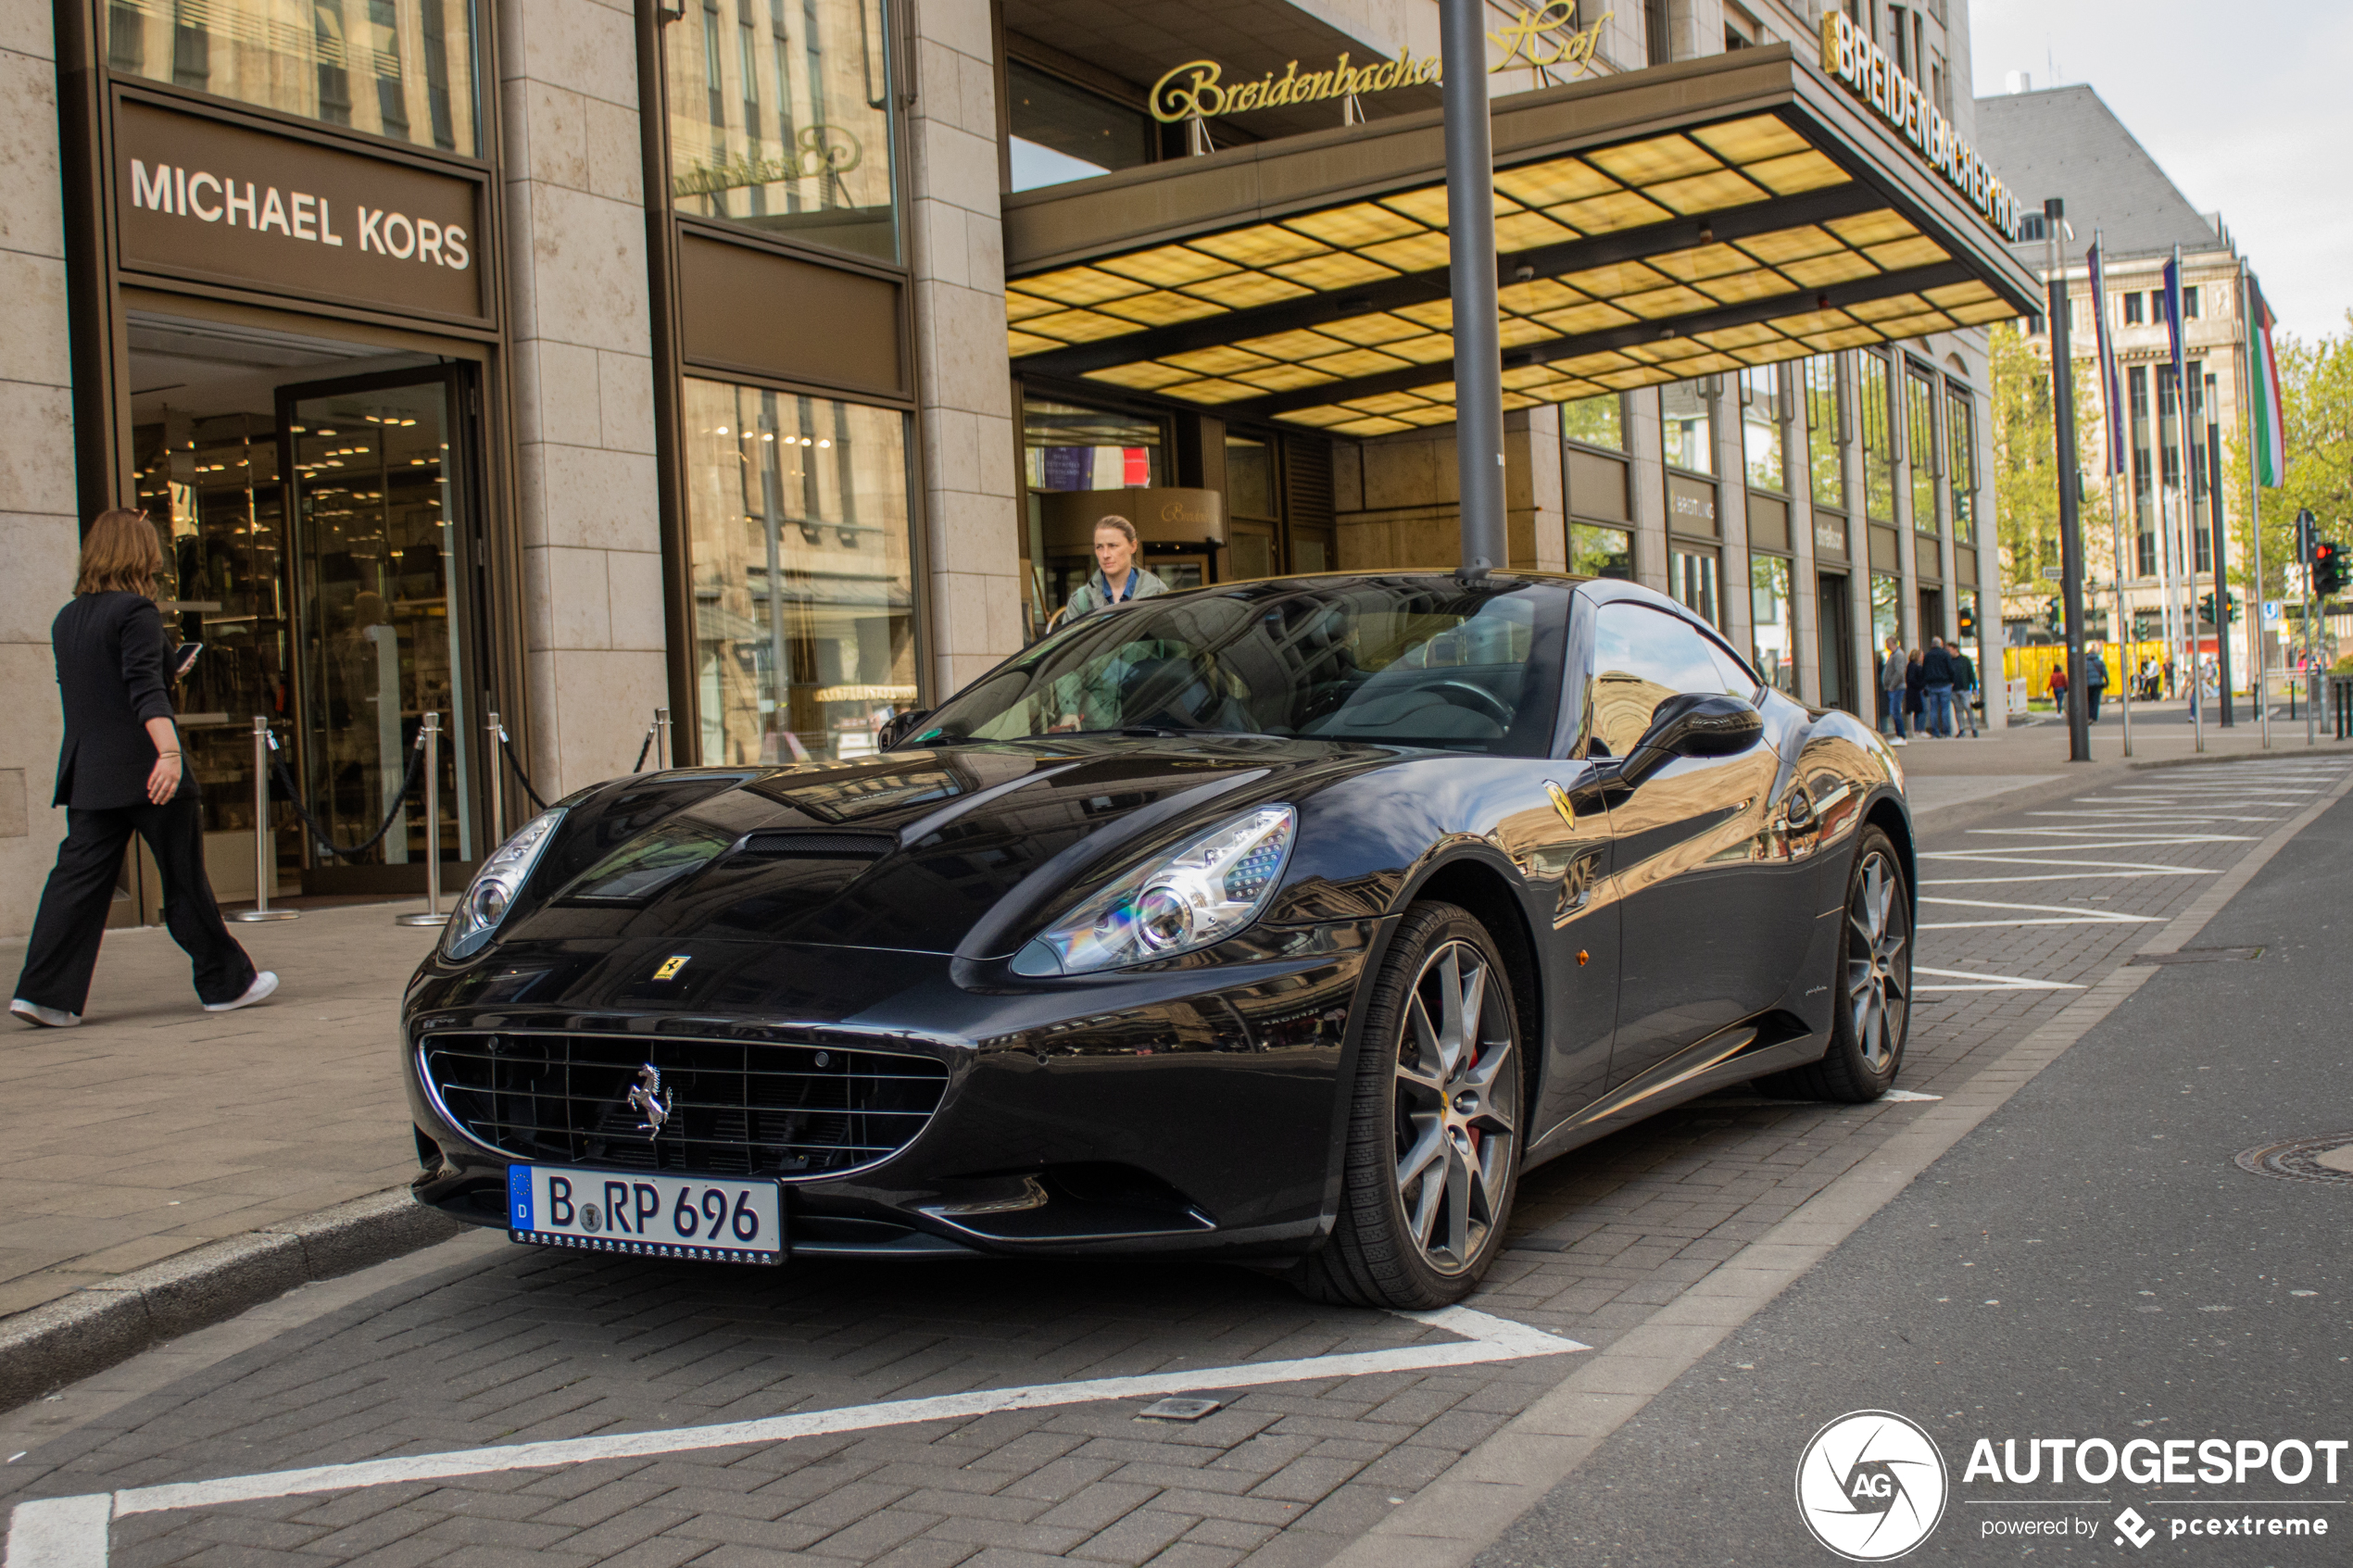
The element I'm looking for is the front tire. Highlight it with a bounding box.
[1779,825,1912,1102]
[1294,902,1523,1309]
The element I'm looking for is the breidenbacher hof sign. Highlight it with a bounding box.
[1818,11,2023,241]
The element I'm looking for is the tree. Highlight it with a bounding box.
[1989,320,2112,626]
[2223,311,2353,606]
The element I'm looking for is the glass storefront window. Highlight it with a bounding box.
[1562,394,1623,451]
[667,0,900,264]
[1740,367,1783,492]
[1671,546,1719,626]
[1805,355,1844,511]
[1945,383,1977,545]
[1007,61,1155,192]
[1906,363,1939,534]
[107,0,479,154]
[1748,553,1795,694]
[1570,523,1630,579]
[1022,396,1164,629]
[1870,571,1900,650]
[1860,351,1894,522]
[1661,381,1713,474]
[684,377,914,767]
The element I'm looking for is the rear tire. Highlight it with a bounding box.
[1773,826,1911,1103]
[1293,902,1523,1309]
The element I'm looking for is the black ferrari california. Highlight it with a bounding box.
[403,571,1913,1308]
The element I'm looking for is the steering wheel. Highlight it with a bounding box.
[1432,680,1515,726]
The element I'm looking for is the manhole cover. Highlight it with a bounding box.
[2234,1134,2353,1185]
[2129,947,2262,966]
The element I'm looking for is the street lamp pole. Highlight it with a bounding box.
[1439,0,1506,582]
[2046,198,2092,762]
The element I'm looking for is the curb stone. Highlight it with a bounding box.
[0,1188,459,1413]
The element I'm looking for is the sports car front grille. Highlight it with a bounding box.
[421,1032,949,1180]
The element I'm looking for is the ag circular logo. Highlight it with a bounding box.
[1795,1410,1948,1561]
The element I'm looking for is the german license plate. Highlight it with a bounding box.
[506,1165,784,1264]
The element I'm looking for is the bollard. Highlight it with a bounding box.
[396,713,447,927]
[485,709,505,847]
[655,706,671,770]
[230,715,297,922]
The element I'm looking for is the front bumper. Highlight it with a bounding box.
[402,923,1377,1261]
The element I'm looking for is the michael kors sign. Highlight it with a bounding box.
[112,96,491,325]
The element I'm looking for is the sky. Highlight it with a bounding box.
[1969,0,2352,343]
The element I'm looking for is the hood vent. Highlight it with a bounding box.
[737,830,897,859]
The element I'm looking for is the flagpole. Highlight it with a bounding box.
[2166,244,2204,751]
[2091,232,2132,757]
[2241,260,2271,747]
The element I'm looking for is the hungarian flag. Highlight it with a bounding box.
[2086,239,2124,475]
[2248,277,2288,487]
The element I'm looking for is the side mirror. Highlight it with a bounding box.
[1620,693,1763,784]
[876,709,933,750]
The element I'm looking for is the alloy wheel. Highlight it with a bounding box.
[1392,940,1518,1274]
[1845,849,1910,1073]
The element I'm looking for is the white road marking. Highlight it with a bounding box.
[2027,810,2285,822]
[3,1307,1584,1566]
[1965,828,2256,842]
[1925,852,2233,873]
[1919,896,2163,929]
[1881,1088,1944,1101]
[1913,965,2087,994]
[1922,869,2215,884]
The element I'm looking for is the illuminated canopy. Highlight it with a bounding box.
[1001,45,2041,438]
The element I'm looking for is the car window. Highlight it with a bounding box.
[1587,603,1754,759]
[911,578,1572,757]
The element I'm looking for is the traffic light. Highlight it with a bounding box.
[2316,541,2347,598]
[1957,604,1977,637]
[2296,508,2319,563]
[2198,592,2217,626]
[2045,597,2063,633]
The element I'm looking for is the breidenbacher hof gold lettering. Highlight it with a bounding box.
[1818,10,2022,240]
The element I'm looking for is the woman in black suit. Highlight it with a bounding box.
[10,510,277,1027]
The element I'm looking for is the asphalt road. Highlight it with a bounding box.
[1480,778,2353,1566]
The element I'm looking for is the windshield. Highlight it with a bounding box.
[909,576,1573,756]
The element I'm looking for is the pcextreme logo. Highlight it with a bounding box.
[1796,1411,1951,1561]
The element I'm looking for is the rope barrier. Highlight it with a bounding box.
[497,726,551,812]
[268,733,428,860]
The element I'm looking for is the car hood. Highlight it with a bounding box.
[494,737,1385,960]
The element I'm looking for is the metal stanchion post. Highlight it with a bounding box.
[397,713,447,927]
[231,715,297,922]
[655,706,671,769]
[485,709,505,846]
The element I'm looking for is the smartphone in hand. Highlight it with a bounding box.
[174,642,204,678]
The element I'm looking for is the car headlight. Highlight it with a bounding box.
[443,808,564,960]
[1011,805,1296,977]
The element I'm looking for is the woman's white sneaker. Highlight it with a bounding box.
[203,972,280,1013]
[9,998,81,1028]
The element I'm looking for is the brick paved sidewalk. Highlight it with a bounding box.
[0,904,442,1319]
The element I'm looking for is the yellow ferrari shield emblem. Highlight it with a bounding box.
[652,955,690,981]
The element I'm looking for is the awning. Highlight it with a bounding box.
[1001,44,2042,439]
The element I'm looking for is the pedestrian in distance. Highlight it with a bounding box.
[2048,660,2070,720]
[2085,646,2109,722]
[10,509,278,1029]
[1950,644,1982,736]
[1904,646,1926,736]
[1920,635,1957,738]
[1878,634,1908,745]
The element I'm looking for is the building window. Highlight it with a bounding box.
[1741,366,1784,492]
[667,0,902,264]
[1870,571,1900,651]
[1671,547,1720,627]
[684,377,915,768]
[1805,356,1845,512]
[1860,351,1894,522]
[2017,211,2046,243]
[1905,362,1938,534]
[1571,523,1631,580]
[2123,292,2145,325]
[2184,286,2200,319]
[1645,0,1671,64]
[1945,383,1977,545]
[108,0,477,154]
[2129,363,2155,577]
[1006,60,1155,192]
[1562,394,1624,452]
[1749,552,1796,694]
[1662,381,1714,474]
